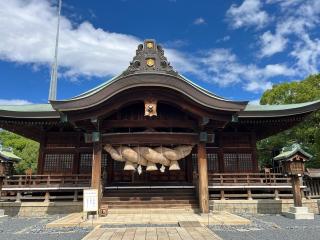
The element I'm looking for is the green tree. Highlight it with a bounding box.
[0,130,39,174]
[257,74,320,168]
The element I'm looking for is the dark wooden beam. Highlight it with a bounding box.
[102,132,199,145]
[101,119,197,130]
[0,124,43,142]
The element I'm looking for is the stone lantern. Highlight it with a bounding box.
[273,143,314,219]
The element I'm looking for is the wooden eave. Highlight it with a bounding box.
[0,110,60,119]
[238,100,320,118]
[50,73,248,112]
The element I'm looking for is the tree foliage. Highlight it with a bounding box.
[0,130,39,174]
[257,74,320,168]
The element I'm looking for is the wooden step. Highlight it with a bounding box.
[103,196,196,201]
[104,190,195,194]
[107,204,199,209]
[107,208,200,214]
[103,200,197,204]
[103,188,198,209]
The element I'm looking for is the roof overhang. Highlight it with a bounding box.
[51,73,248,112]
[0,104,60,119]
[239,100,320,118]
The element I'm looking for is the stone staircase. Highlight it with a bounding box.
[102,187,199,213]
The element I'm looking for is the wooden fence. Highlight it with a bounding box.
[304,178,320,199]
[208,173,291,185]
[0,174,91,202]
[193,172,302,200]
[0,173,319,202]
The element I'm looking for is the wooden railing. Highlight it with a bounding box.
[304,178,320,199]
[3,174,91,188]
[207,173,291,186]
[0,174,91,202]
[193,172,301,200]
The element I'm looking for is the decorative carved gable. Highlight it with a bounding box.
[122,39,178,76]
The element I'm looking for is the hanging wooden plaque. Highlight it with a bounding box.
[144,98,157,117]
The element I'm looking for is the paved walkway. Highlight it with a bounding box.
[82,226,222,240]
[47,211,250,228]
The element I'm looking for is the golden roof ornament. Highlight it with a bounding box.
[122,39,177,76]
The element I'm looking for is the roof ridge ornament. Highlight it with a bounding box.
[122,39,178,76]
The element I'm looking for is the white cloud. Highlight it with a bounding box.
[200,49,293,92]
[259,0,320,75]
[260,31,287,57]
[0,0,197,79]
[266,0,304,8]
[0,99,32,105]
[263,64,296,78]
[0,0,308,96]
[291,36,320,74]
[193,17,206,25]
[226,0,269,29]
[216,36,230,43]
[249,99,261,105]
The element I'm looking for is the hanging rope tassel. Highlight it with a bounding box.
[159,145,165,173]
[137,164,142,175]
[160,164,165,173]
[137,145,142,174]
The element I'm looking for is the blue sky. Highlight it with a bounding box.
[0,0,319,105]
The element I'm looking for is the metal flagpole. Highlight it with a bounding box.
[48,0,62,101]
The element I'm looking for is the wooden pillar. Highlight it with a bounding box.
[197,142,209,213]
[217,131,224,173]
[91,142,102,208]
[186,154,193,183]
[107,156,114,185]
[0,177,3,201]
[37,136,46,174]
[251,132,259,172]
[291,175,302,207]
[72,134,81,174]
[73,151,80,174]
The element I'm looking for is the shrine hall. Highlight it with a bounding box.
[0,40,320,213]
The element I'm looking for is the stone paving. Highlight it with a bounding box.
[211,214,320,240]
[82,226,222,240]
[0,215,90,240]
[47,211,250,228]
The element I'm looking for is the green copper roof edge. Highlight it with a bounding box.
[239,100,320,118]
[69,74,120,100]
[0,104,60,119]
[0,151,21,161]
[0,103,55,112]
[273,146,313,161]
[51,72,248,105]
[177,73,247,103]
[244,100,320,111]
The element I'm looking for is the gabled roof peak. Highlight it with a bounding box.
[273,143,312,161]
[122,39,178,76]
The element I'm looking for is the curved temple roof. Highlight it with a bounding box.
[0,40,319,119]
[239,100,320,118]
[0,146,21,162]
[273,143,312,161]
[0,104,59,119]
[50,39,247,112]
[50,72,248,112]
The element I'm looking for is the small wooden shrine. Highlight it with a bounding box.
[0,40,320,213]
[0,144,21,176]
